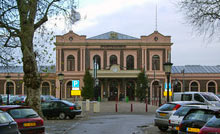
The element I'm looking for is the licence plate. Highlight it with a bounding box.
[76,106,81,110]
[16,101,19,103]
[159,113,167,116]
[187,127,200,133]
[175,126,179,130]
[23,122,36,127]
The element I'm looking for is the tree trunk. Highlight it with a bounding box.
[20,25,44,118]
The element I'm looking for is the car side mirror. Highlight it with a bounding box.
[215,111,220,118]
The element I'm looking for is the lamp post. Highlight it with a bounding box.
[58,73,64,100]
[159,83,162,106]
[163,62,173,102]
[181,69,185,92]
[5,75,11,105]
[148,83,150,104]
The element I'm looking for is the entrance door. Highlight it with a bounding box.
[109,81,118,101]
[126,81,135,101]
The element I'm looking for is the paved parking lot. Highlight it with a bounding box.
[44,101,160,134]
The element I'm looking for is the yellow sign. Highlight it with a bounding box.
[187,127,200,133]
[71,90,81,96]
[164,91,172,96]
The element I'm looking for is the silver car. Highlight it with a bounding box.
[169,104,216,133]
[154,101,205,132]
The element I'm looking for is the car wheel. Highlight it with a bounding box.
[69,115,76,119]
[59,112,66,120]
[158,126,168,132]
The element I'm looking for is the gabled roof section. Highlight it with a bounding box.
[141,31,171,43]
[88,31,138,40]
[172,65,220,74]
[56,30,86,43]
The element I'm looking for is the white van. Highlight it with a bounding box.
[172,92,220,107]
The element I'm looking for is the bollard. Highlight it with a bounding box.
[146,102,148,112]
[93,102,100,113]
[131,103,133,112]
[86,99,90,111]
[115,103,118,112]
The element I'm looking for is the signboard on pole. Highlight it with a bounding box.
[71,80,81,96]
[164,83,172,96]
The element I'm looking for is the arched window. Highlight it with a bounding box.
[191,82,198,92]
[152,55,160,70]
[93,55,101,70]
[110,55,117,66]
[6,82,14,95]
[174,82,181,92]
[208,82,216,94]
[42,82,50,95]
[67,55,75,71]
[66,81,72,98]
[126,55,134,70]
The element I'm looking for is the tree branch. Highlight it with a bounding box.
[34,0,60,30]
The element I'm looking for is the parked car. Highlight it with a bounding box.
[0,110,20,134]
[0,105,45,134]
[199,113,220,134]
[1,95,19,105]
[172,92,220,107]
[41,100,82,119]
[154,101,205,132]
[12,96,26,105]
[41,95,58,102]
[169,104,216,134]
[178,108,218,134]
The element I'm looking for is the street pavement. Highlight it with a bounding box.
[44,101,161,134]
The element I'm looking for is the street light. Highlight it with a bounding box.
[58,72,64,100]
[163,62,173,102]
[5,75,11,105]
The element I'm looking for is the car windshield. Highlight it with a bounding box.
[0,112,14,124]
[158,103,177,111]
[201,93,217,101]
[184,109,214,122]
[173,106,194,116]
[9,108,39,119]
[205,116,220,128]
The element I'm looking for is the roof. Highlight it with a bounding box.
[1,65,220,74]
[172,65,220,74]
[0,66,56,73]
[88,31,138,40]
[0,105,30,111]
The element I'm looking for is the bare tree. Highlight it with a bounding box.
[178,0,220,39]
[0,0,80,116]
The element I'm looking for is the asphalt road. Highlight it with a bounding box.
[63,114,154,134]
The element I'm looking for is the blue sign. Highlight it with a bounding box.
[72,80,80,90]
[164,83,171,91]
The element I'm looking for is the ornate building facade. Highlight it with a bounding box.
[0,30,220,102]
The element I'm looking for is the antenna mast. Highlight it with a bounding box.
[155,0,158,31]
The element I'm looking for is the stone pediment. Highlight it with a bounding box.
[141,31,171,43]
[56,30,86,43]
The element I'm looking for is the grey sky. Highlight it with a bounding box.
[53,0,220,66]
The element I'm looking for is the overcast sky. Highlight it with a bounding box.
[54,0,220,66]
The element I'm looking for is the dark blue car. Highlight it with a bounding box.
[0,110,20,134]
